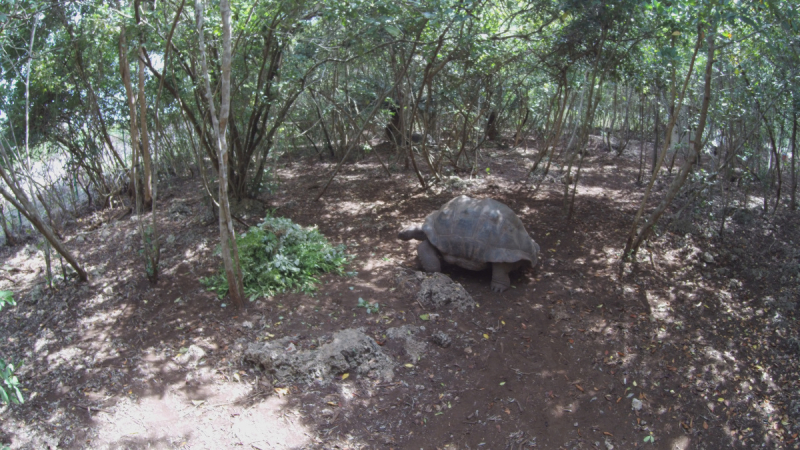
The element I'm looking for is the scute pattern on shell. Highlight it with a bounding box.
[420,196,537,265]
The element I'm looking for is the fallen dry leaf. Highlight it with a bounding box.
[274,387,289,397]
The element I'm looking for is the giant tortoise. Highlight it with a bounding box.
[398,195,539,292]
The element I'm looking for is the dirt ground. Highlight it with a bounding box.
[1,140,799,450]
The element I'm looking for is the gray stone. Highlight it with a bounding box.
[245,328,395,385]
[395,269,475,312]
[174,344,206,366]
[168,202,192,216]
[386,325,428,361]
[430,331,452,348]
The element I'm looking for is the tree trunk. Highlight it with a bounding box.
[623,28,703,259]
[0,165,87,281]
[0,203,17,246]
[565,28,607,219]
[138,46,154,208]
[485,110,499,141]
[764,119,781,214]
[196,0,245,309]
[791,110,798,210]
[625,27,715,259]
[652,90,660,175]
[118,20,140,203]
[605,83,618,153]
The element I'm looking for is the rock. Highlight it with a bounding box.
[175,344,206,366]
[386,325,427,361]
[702,252,714,263]
[632,398,643,411]
[418,273,476,311]
[430,331,452,348]
[245,328,395,385]
[168,202,192,216]
[395,268,475,312]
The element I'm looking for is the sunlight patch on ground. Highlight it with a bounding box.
[90,382,311,448]
[671,435,691,449]
[360,254,398,272]
[549,400,580,419]
[645,289,673,321]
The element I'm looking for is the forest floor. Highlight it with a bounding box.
[1,138,800,450]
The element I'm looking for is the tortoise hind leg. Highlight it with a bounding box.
[491,262,518,293]
[417,240,442,273]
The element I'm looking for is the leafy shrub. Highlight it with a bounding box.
[203,214,349,300]
[0,291,23,405]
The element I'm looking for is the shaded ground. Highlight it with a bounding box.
[1,139,799,449]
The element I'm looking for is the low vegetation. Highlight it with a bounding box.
[202,215,350,300]
[0,291,22,406]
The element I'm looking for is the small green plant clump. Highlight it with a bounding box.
[203,214,349,300]
[0,290,23,405]
[357,297,379,314]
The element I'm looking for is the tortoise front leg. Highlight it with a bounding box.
[417,240,442,273]
[490,262,517,293]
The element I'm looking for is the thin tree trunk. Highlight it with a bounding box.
[138,47,154,208]
[0,203,17,246]
[625,27,715,259]
[196,0,245,308]
[764,119,781,214]
[623,28,703,259]
[0,162,87,281]
[791,110,798,210]
[604,83,618,152]
[118,19,140,202]
[565,28,607,219]
[652,90,660,175]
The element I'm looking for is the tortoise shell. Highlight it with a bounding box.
[421,196,539,271]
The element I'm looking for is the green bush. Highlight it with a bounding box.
[202,215,350,300]
[0,290,23,405]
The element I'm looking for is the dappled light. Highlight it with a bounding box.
[0,0,798,448]
[1,142,799,448]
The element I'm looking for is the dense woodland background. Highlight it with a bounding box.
[0,0,798,294]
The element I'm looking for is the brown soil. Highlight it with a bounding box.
[1,141,799,450]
